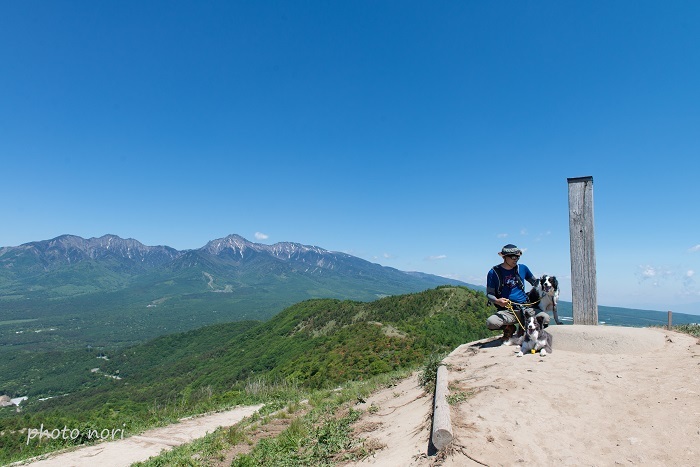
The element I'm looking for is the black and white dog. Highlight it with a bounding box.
[528,274,562,325]
[517,315,553,357]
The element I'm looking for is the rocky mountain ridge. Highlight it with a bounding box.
[0,234,180,271]
[0,233,369,272]
[0,233,467,326]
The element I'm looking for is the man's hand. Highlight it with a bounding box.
[494,297,510,308]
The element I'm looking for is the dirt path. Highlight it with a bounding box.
[19,404,263,467]
[341,325,700,466]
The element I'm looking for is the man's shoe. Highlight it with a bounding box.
[501,324,516,341]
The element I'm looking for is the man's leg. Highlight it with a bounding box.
[486,310,517,330]
[487,311,518,340]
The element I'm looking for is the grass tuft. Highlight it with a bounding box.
[418,352,447,392]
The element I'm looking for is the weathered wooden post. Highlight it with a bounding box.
[568,176,598,325]
[431,364,453,450]
[668,311,672,330]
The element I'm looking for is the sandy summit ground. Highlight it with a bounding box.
[342,325,700,466]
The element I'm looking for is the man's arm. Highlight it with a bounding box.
[486,269,498,305]
[486,268,510,308]
[523,265,538,287]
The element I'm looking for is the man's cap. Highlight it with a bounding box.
[499,244,522,256]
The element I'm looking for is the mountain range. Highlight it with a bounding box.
[0,233,468,298]
[0,233,469,350]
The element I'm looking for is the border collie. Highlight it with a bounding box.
[517,315,553,357]
[528,274,562,325]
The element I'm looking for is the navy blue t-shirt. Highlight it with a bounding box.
[487,264,534,304]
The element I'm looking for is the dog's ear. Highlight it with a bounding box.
[551,276,558,288]
[536,315,545,327]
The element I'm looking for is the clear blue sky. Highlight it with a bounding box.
[2,1,700,314]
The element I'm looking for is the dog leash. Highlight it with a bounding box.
[503,300,526,329]
[522,298,542,307]
[503,298,541,329]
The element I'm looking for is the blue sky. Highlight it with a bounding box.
[2,1,700,314]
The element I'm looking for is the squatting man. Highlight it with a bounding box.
[485,244,549,340]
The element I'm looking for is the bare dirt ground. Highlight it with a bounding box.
[18,404,263,467]
[341,325,700,466]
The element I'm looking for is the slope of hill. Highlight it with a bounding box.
[0,285,492,464]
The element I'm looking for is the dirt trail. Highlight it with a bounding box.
[18,404,263,467]
[341,325,700,466]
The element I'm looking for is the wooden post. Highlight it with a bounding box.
[432,365,453,450]
[568,176,598,325]
[668,311,672,330]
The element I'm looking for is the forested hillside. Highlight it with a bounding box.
[0,285,492,464]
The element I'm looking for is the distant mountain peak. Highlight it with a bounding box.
[1,234,181,270]
[202,234,253,255]
[201,234,331,259]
